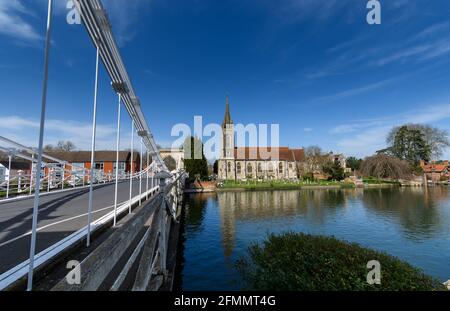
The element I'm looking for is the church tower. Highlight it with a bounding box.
[222,96,235,159]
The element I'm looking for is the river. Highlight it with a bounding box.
[177,187,450,290]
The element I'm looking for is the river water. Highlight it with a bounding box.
[178,187,450,290]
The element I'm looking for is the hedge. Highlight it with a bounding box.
[236,232,445,291]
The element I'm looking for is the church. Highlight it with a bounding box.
[218,97,305,181]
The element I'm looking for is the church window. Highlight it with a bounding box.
[279,162,283,174]
[247,163,252,173]
[258,163,263,173]
[268,163,274,172]
[227,162,231,172]
[237,162,241,174]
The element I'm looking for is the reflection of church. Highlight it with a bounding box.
[218,97,305,181]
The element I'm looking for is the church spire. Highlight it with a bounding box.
[222,95,233,127]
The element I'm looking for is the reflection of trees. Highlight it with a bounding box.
[361,187,450,237]
[217,189,350,257]
[184,193,209,236]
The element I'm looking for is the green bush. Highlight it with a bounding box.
[236,232,445,291]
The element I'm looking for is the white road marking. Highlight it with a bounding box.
[0,200,127,248]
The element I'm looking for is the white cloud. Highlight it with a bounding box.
[415,22,450,40]
[0,116,135,151]
[312,79,392,104]
[0,1,41,42]
[101,0,150,46]
[330,103,450,158]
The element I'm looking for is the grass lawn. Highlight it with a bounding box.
[219,179,355,190]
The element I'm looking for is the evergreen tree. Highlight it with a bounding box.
[346,157,362,172]
[183,136,208,180]
[389,126,431,164]
[322,161,345,181]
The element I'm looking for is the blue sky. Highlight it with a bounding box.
[1,0,450,160]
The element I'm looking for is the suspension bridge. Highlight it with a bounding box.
[0,0,187,291]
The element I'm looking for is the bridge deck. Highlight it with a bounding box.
[0,179,154,275]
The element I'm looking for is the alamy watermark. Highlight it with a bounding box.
[66,260,81,285]
[67,1,381,26]
[66,0,81,25]
[367,0,381,25]
[367,260,381,285]
[171,116,280,160]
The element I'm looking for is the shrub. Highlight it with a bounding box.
[236,232,445,291]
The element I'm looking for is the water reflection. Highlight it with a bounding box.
[184,193,209,236]
[180,187,450,289]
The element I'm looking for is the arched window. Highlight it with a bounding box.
[268,162,274,172]
[237,162,241,174]
[258,163,263,173]
[247,163,252,173]
[279,162,283,174]
[227,162,231,172]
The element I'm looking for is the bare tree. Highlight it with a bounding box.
[56,141,77,152]
[303,146,330,173]
[43,144,55,152]
[360,154,412,180]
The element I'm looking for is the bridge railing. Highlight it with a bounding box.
[2,0,173,291]
[45,170,187,291]
[0,136,160,202]
[0,170,180,291]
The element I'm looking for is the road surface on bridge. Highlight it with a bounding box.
[0,179,154,275]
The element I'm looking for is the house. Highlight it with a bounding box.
[420,160,450,182]
[43,150,142,180]
[217,97,305,181]
[0,159,32,183]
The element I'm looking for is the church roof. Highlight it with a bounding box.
[222,96,233,126]
[234,147,305,161]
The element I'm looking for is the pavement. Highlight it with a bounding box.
[0,178,155,275]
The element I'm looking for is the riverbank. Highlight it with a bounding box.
[216,180,397,191]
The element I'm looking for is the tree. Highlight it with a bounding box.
[43,144,55,152]
[163,155,177,171]
[387,124,449,161]
[386,125,431,165]
[44,141,77,152]
[183,136,208,180]
[346,156,362,172]
[360,154,412,180]
[322,161,345,181]
[303,146,330,173]
[213,160,218,175]
[57,140,76,152]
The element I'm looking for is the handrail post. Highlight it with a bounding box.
[146,149,149,199]
[139,138,143,205]
[27,0,53,291]
[113,93,122,227]
[6,155,11,198]
[61,163,65,190]
[87,46,100,247]
[129,121,134,214]
[29,153,34,195]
